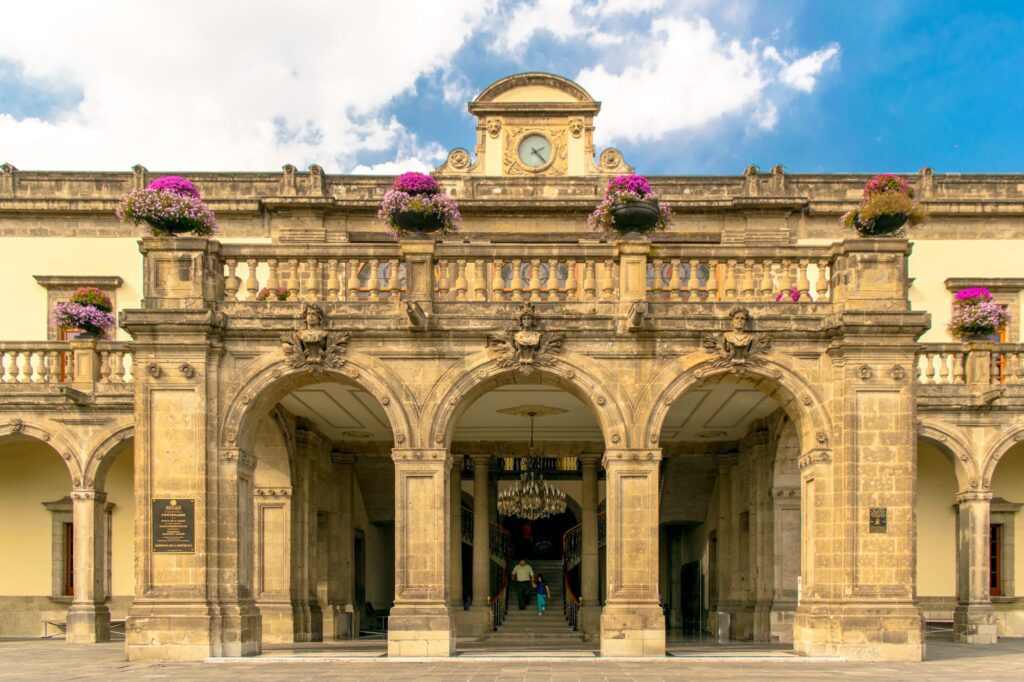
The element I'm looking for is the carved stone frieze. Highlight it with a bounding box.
[701,307,772,370]
[486,303,565,375]
[281,303,349,375]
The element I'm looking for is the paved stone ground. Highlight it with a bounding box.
[2,636,1024,680]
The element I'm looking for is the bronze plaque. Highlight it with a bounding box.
[869,507,887,533]
[152,498,195,552]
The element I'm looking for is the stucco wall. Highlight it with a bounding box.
[915,442,957,597]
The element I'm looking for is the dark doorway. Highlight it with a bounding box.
[503,509,577,560]
[680,560,702,635]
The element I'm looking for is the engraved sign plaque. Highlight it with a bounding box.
[152,498,195,552]
[869,507,887,533]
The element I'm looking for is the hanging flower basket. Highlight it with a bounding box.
[52,287,116,338]
[840,174,925,237]
[947,287,1008,340]
[117,176,218,237]
[377,172,460,240]
[589,174,671,237]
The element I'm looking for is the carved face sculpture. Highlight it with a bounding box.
[731,310,748,331]
[520,310,535,329]
[305,307,321,328]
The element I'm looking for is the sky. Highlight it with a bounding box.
[0,0,1021,176]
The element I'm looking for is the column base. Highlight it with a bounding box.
[126,600,262,660]
[291,600,324,642]
[579,604,602,640]
[387,602,455,657]
[331,602,360,640]
[454,607,491,637]
[257,600,294,644]
[955,604,998,644]
[65,602,111,643]
[770,600,797,644]
[794,601,924,661]
[599,603,664,657]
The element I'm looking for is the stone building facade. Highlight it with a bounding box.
[2,73,1024,662]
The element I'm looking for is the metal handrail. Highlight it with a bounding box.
[561,510,606,631]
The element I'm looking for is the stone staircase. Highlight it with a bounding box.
[487,560,582,645]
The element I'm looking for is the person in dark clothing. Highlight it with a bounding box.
[511,558,534,610]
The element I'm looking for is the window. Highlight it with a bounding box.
[990,524,1003,597]
[33,275,123,341]
[63,522,74,596]
[945,278,1023,343]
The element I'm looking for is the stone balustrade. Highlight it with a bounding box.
[992,344,1024,384]
[916,342,1024,386]
[0,341,132,385]
[917,344,967,385]
[219,241,836,305]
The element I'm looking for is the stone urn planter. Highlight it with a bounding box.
[378,172,460,240]
[589,174,671,238]
[610,199,661,234]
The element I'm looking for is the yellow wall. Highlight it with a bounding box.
[105,445,135,596]
[908,240,1024,342]
[0,439,71,595]
[992,443,1024,595]
[915,442,957,596]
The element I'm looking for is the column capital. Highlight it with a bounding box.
[295,428,327,451]
[71,489,107,502]
[957,490,993,504]
[579,453,603,468]
[469,453,491,468]
[331,452,357,466]
[450,453,465,471]
[391,448,451,465]
[716,453,740,468]
[603,448,661,467]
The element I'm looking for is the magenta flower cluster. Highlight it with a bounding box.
[147,175,202,200]
[948,287,1008,339]
[954,287,993,303]
[863,174,912,199]
[605,174,652,198]
[775,287,803,302]
[392,172,439,193]
[52,287,116,336]
[117,176,218,237]
[588,173,671,235]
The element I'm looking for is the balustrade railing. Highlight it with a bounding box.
[218,242,837,305]
[647,245,833,302]
[992,345,1024,385]
[460,506,513,629]
[0,342,133,385]
[561,510,606,631]
[220,244,405,302]
[496,456,579,473]
[917,344,967,385]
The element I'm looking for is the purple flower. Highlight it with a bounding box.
[117,188,218,236]
[377,185,461,240]
[392,172,439,193]
[52,301,116,334]
[863,174,912,200]
[606,174,652,199]
[588,174,671,235]
[147,176,201,200]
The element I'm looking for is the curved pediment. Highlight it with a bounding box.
[473,72,595,105]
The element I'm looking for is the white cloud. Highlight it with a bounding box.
[574,17,839,143]
[0,1,493,172]
[780,44,840,92]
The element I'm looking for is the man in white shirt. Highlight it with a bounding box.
[511,558,535,610]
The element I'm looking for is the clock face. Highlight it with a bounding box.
[517,134,552,168]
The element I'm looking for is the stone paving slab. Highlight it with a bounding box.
[2,638,1024,680]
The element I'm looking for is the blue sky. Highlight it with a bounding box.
[0,1,1021,175]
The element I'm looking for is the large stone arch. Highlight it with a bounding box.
[83,423,135,491]
[916,420,976,493]
[422,350,631,451]
[639,353,834,456]
[0,417,82,484]
[980,421,1024,488]
[220,352,415,455]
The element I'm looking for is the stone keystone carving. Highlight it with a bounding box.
[281,303,350,375]
[487,303,565,375]
[701,306,772,370]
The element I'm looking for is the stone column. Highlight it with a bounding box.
[291,428,323,642]
[388,448,455,657]
[124,237,260,660]
[450,456,463,613]
[954,491,998,644]
[330,453,358,639]
[463,454,492,634]
[580,454,602,637]
[713,454,737,637]
[66,490,111,643]
[600,449,664,657]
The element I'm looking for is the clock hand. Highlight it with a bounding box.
[531,147,547,163]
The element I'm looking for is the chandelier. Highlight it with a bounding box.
[496,409,567,520]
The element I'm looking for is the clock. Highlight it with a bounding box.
[517,134,552,168]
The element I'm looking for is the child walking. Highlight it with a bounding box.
[536,573,551,615]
